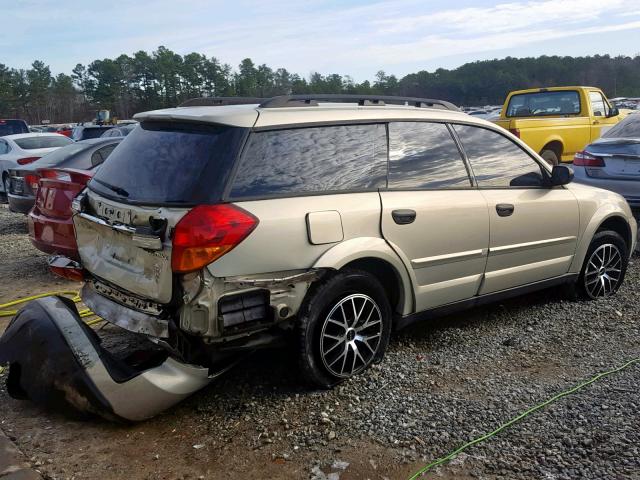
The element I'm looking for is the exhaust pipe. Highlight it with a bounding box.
[0,296,215,421]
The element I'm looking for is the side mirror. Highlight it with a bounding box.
[550,165,573,186]
[607,106,620,118]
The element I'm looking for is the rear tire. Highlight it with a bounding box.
[576,230,628,300]
[540,149,559,166]
[297,269,392,388]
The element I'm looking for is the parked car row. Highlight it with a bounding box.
[0,94,636,423]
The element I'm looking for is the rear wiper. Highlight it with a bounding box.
[93,178,130,197]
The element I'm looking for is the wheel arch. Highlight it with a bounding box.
[570,211,634,272]
[312,237,414,316]
[540,139,564,159]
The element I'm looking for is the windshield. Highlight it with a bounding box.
[89,122,247,205]
[14,136,73,149]
[506,91,581,117]
[0,120,29,136]
[602,115,640,139]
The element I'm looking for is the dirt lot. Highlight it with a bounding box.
[1,205,639,480]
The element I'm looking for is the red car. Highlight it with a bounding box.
[28,168,93,263]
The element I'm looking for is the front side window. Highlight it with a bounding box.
[454,125,545,188]
[506,91,580,117]
[589,91,610,117]
[388,122,470,189]
[230,124,387,199]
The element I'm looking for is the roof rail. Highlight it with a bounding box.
[258,94,460,111]
[179,97,267,107]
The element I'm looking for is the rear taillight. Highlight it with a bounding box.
[17,156,40,165]
[24,173,40,191]
[509,128,521,138]
[171,204,258,273]
[50,265,85,282]
[574,150,605,167]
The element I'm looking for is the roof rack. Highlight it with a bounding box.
[179,97,267,107]
[258,94,460,111]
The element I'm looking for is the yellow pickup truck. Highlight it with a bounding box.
[493,86,625,165]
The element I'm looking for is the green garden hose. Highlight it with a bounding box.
[409,357,640,479]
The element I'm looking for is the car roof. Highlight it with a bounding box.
[134,101,479,129]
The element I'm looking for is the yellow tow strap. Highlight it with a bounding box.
[0,291,102,325]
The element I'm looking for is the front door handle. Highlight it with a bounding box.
[392,209,417,225]
[496,203,515,217]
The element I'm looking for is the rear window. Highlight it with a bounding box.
[506,91,580,117]
[89,122,247,204]
[230,124,387,199]
[603,115,640,138]
[14,136,73,149]
[0,120,29,136]
[30,142,90,168]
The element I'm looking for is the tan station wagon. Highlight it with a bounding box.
[1,95,636,421]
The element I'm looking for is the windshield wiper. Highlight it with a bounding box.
[93,178,130,197]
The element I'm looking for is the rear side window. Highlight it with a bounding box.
[14,136,72,149]
[388,122,470,189]
[230,124,387,199]
[90,144,117,167]
[89,122,247,204]
[454,125,545,188]
[0,120,29,136]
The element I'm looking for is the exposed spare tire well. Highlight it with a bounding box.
[597,216,632,252]
[341,258,403,314]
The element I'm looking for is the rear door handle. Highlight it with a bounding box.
[496,203,515,217]
[392,209,416,225]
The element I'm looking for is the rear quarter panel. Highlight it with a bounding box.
[207,193,383,277]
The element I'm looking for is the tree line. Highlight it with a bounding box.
[2,47,640,124]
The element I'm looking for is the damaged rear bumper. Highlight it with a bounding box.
[0,296,217,422]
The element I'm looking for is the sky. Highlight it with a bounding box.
[3,0,640,81]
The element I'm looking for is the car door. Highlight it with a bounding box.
[452,124,579,294]
[589,91,619,140]
[380,121,490,312]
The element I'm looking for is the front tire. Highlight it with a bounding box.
[578,230,628,299]
[297,269,392,388]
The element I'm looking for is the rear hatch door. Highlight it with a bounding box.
[74,121,249,304]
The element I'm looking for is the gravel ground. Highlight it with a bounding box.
[0,206,638,479]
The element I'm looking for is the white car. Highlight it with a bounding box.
[0,133,73,196]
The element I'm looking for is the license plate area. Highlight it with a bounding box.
[11,177,23,194]
[95,200,133,224]
[623,159,640,175]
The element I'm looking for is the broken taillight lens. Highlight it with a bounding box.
[171,204,258,273]
[24,173,40,192]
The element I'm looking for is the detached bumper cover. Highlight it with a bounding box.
[0,296,213,421]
